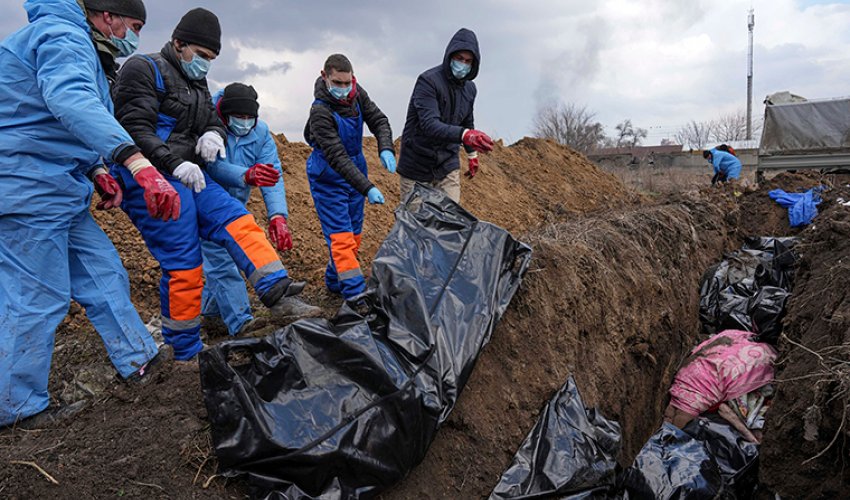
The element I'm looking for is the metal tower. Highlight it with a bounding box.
[747,8,755,140]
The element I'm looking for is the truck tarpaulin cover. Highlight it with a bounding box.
[621,416,760,499]
[198,185,532,499]
[698,237,797,343]
[489,376,622,500]
[760,98,850,156]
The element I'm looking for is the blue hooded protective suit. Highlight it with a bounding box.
[201,90,288,335]
[0,0,158,427]
[709,148,742,181]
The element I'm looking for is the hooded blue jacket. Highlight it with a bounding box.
[206,90,288,218]
[0,0,138,214]
[397,28,480,182]
[709,148,742,181]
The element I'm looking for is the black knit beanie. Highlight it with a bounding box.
[220,83,259,117]
[84,0,146,23]
[172,8,221,54]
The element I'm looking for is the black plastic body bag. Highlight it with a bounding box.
[489,376,622,499]
[199,185,532,498]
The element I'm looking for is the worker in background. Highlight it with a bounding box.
[704,147,742,184]
[0,0,179,427]
[111,8,321,362]
[203,83,292,336]
[397,28,494,204]
[304,54,395,306]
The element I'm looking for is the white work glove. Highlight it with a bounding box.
[195,131,226,163]
[173,161,206,193]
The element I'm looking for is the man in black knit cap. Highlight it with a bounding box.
[112,8,321,362]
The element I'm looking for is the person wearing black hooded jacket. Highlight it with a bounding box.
[304,53,395,303]
[397,28,494,203]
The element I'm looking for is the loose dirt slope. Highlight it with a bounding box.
[760,185,850,498]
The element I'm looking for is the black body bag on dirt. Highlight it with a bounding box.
[489,376,622,500]
[698,236,797,341]
[199,185,532,499]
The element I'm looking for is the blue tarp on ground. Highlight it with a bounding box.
[768,187,823,227]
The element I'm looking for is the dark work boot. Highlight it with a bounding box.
[269,296,323,320]
[261,278,322,320]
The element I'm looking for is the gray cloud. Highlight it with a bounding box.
[3,0,850,145]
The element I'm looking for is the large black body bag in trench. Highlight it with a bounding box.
[198,185,532,498]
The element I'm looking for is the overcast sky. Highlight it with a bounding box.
[3,0,850,145]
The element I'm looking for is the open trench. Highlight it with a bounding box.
[384,196,742,498]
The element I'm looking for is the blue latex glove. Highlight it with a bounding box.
[379,150,397,173]
[367,187,385,205]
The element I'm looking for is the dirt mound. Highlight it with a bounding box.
[385,199,736,498]
[760,187,850,498]
[277,136,638,288]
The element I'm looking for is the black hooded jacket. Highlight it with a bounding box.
[397,28,479,182]
[303,76,394,195]
[112,42,226,174]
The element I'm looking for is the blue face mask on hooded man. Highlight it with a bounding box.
[450,59,472,79]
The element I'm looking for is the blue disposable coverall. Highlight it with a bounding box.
[0,0,158,426]
[201,90,289,335]
[709,148,742,181]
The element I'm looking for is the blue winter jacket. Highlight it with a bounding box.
[709,148,742,181]
[397,28,480,182]
[0,0,138,203]
[206,90,288,218]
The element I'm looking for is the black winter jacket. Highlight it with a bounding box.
[397,28,479,182]
[112,43,226,175]
[303,76,394,195]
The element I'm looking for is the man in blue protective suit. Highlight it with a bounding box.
[704,148,742,184]
[203,83,293,336]
[304,54,395,305]
[397,28,494,204]
[112,8,321,362]
[0,0,183,427]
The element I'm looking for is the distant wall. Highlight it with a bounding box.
[588,149,758,171]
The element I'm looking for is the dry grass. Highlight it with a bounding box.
[599,165,758,195]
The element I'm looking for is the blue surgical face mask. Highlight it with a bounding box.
[111,17,139,58]
[181,49,211,80]
[228,116,256,137]
[450,59,472,79]
[327,81,352,100]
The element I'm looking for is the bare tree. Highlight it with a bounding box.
[532,102,608,153]
[711,111,747,142]
[614,119,648,148]
[711,110,763,142]
[675,120,714,150]
[660,138,676,146]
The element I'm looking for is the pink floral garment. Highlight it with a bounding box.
[669,330,778,416]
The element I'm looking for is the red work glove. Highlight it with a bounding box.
[93,172,123,210]
[134,166,180,221]
[462,129,494,153]
[268,215,293,252]
[245,163,280,187]
[465,156,480,179]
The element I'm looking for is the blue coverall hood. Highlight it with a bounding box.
[25,0,88,31]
